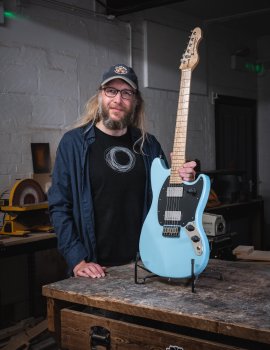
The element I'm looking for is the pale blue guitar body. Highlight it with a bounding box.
[139,157,210,279]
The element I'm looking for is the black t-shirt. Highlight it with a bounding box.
[89,126,146,266]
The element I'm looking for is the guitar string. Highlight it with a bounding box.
[166,69,191,230]
[167,79,181,229]
[179,76,191,228]
[174,72,186,227]
[168,89,182,228]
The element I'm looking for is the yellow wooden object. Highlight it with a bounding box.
[0,179,52,235]
[0,213,31,236]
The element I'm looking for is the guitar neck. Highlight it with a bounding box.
[170,68,192,184]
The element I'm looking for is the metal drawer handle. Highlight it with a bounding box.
[90,326,110,349]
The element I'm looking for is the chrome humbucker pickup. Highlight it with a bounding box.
[167,186,183,197]
[164,210,182,221]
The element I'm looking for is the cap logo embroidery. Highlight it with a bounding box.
[114,65,128,75]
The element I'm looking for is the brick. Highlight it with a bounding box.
[31,95,77,127]
[18,45,48,67]
[39,67,78,99]
[0,163,17,174]
[0,64,38,93]
[0,44,21,65]
[48,51,77,73]
[0,175,10,194]
[0,94,32,130]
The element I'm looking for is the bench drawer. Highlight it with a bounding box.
[60,307,244,350]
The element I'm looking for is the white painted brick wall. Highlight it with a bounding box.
[0,1,129,193]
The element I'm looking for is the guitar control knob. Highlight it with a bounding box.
[187,188,197,195]
[186,224,195,231]
[191,235,200,243]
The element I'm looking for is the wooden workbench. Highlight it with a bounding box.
[42,259,270,350]
[0,232,61,326]
[0,232,57,257]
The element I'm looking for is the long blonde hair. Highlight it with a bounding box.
[73,89,147,152]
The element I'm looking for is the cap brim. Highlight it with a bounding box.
[101,76,137,90]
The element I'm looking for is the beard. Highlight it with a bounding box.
[98,97,135,130]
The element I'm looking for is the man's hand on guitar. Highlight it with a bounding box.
[178,160,197,182]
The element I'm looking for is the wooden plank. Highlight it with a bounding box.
[47,298,57,333]
[46,297,73,346]
[0,233,56,246]
[236,250,270,261]
[0,318,36,341]
[61,308,243,350]
[1,320,47,350]
[233,245,270,261]
[233,245,254,256]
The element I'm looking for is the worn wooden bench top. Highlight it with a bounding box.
[43,259,270,345]
[0,232,56,246]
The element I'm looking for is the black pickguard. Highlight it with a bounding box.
[158,176,204,227]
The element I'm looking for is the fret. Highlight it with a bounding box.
[171,67,192,185]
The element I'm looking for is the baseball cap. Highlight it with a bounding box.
[101,64,138,90]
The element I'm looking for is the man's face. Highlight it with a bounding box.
[99,79,136,130]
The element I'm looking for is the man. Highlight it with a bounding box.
[48,64,196,279]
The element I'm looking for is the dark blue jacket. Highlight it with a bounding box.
[48,124,167,274]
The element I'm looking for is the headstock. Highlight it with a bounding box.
[180,27,203,71]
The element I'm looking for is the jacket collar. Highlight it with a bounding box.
[82,122,95,144]
[82,122,142,144]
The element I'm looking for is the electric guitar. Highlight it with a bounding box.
[139,27,210,279]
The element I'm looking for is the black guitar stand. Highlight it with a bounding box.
[190,258,196,293]
[135,254,223,293]
[134,253,158,284]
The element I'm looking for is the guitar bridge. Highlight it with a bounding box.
[162,225,180,237]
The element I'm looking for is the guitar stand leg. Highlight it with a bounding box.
[191,258,196,293]
[135,252,157,284]
[189,260,223,293]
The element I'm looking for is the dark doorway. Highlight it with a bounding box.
[210,95,263,250]
[215,95,257,200]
